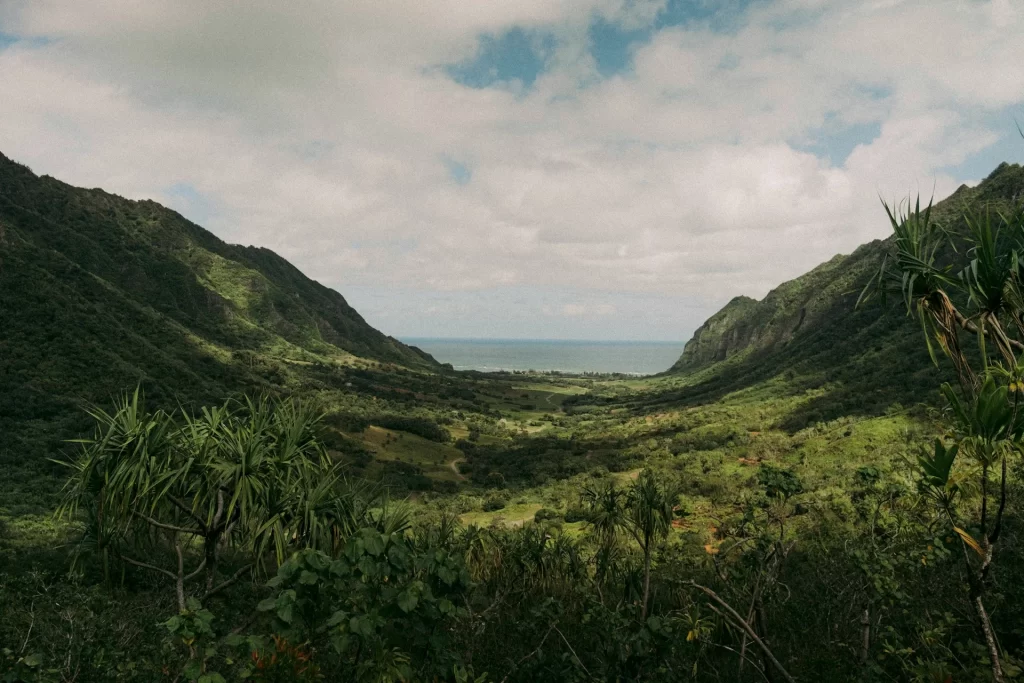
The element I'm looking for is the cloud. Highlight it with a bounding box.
[561,302,617,317]
[0,0,1022,339]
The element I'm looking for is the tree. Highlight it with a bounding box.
[582,469,675,619]
[864,196,1024,682]
[58,389,356,612]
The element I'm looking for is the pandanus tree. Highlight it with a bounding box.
[863,196,1024,681]
[58,389,356,612]
[581,469,675,620]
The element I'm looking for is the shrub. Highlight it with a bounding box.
[757,464,804,500]
[563,506,587,523]
[533,508,562,523]
[482,496,506,512]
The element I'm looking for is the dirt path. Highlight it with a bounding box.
[543,392,558,407]
[447,457,467,481]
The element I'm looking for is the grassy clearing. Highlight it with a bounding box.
[460,503,543,528]
[358,426,464,481]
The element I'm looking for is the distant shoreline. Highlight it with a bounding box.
[400,338,684,376]
[401,337,683,345]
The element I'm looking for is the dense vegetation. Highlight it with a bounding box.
[0,151,437,520]
[3,155,1024,681]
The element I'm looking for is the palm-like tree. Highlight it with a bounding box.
[865,197,1024,682]
[582,469,675,619]
[58,389,355,611]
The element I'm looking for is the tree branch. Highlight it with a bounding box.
[988,455,1009,547]
[167,496,207,530]
[553,625,591,679]
[690,582,797,683]
[211,489,226,531]
[122,555,178,582]
[499,624,554,683]
[952,307,1024,352]
[132,511,203,536]
[203,564,253,601]
[184,558,208,583]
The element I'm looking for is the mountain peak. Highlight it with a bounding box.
[669,162,1024,405]
[0,150,435,424]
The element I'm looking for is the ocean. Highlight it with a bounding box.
[401,338,685,376]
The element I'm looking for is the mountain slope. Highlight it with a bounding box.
[0,152,435,463]
[666,162,1024,427]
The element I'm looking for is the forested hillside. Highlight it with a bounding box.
[0,152,435,475]
[665,162,1024,425]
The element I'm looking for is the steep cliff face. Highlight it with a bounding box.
[671,245,886,372]
[675,295,759,366]
[671,162,1024,381]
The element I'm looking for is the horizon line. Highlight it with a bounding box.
[399,336,685,344]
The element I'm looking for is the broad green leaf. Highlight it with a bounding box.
[397,590,418,613]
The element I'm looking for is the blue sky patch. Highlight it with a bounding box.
[447,28,555,90]
[586,0,757,78]
[588,18,648,77]
[443,157,472,185]
[0,31,52,50]
[942,130,1024,184]
[164,183,217,226]
[444,2,759,88]
[655,0,755,32]
[795,117,882,166]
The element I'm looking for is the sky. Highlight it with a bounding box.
[1,0,1023,341]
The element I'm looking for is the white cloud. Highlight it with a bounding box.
[561,302,616,317]
[0,0,1022,339]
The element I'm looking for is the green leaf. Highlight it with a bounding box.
[437,566,457,586]
[363,531,385,557]
[918,438,958,489]
[350,615,374,637]
[397,590,419,613]
[331,633,352,654]
[277,603,294,624]
[306,551,328,572]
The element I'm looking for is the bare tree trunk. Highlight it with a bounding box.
[738,600,756,678]
[739,577,764,679]
[860,607,871,665]
[974,595,1003,683]
[204,489,226,592]
[756,598,775,683]
[175,540,186,613]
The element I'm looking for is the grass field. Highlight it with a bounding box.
[460,502,544,528]
[358,426,465,481]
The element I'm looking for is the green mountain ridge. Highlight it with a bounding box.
[0,151,436,456]
[672,241,890,371]
[665,162,1024,425]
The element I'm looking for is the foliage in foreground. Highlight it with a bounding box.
[3,383,1023,682]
